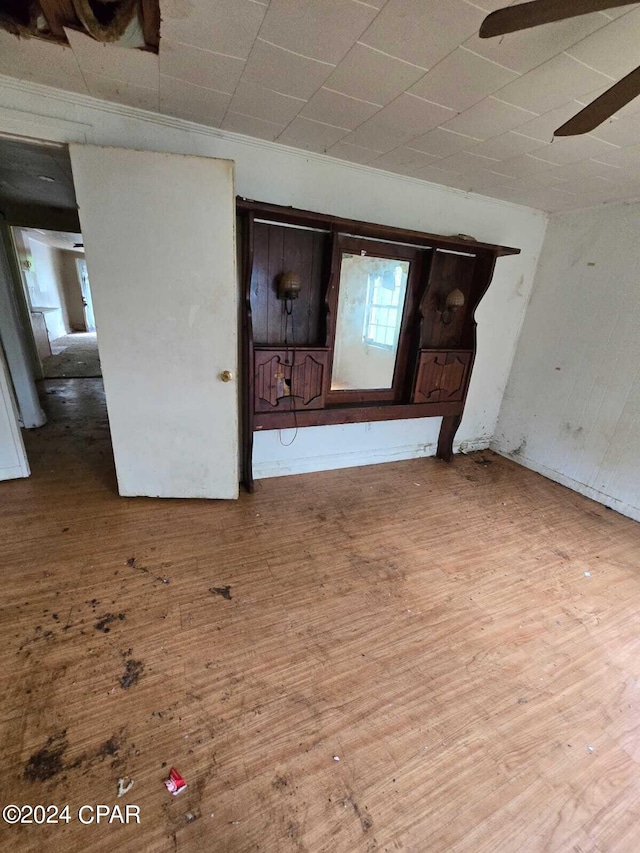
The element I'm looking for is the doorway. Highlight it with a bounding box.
[0,137,113,487]
[12,226,102,379]
[1,138,239,497]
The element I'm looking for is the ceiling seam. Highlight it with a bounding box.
[266,0,392,151]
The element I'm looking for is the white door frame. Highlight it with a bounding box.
[0,343,30,480]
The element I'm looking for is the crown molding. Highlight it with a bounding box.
[0,73,547,219]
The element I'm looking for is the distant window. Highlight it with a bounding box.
[363,264,407,349]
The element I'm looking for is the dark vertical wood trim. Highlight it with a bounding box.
[241,211,255,493]
[436,415,462,462]
[140,0,161,49]
[435,250,498,461]
[322,228,341,398]
[406,249,434,400]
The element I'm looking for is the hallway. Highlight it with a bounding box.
[42,332,102,379]
[24,377,115,489]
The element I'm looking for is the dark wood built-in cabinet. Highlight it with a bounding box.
[254,348,329,412]
[238,199,520,491]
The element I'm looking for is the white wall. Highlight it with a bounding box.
[0,227,45,428]
[25,234,68,340]
[0,75,548,480]
[494,201,640,523]
[0,343,29,480]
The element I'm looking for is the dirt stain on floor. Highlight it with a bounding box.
[342,793,373,833]
[210,586,232,601]
[94,613,125,633]
[24,731,68,782]
[120,659,144,689]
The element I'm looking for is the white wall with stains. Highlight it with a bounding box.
[494,201,640,522]
[0,76,547,480]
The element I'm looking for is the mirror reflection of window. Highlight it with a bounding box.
[331,253,410,391]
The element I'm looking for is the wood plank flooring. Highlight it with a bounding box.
[0,378,639,852]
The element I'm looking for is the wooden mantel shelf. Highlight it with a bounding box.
[237,198,521,258]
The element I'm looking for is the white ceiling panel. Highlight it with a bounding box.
[495,54,613,115]
[0,30,87,94]
[321,43,426,105]
[469,131,548,161]
[564,9,640,80]
[435,150,501,175]
[370,146,440,176]
[442,97,536,140]
[159,75,232,124]
[584,142,640,170]
[462,13,609,73]
[84,73,159,111]
[588,113,640,147]
[221,111,285,141]
[161,0,267,57]
[527,135,620,167]
[325,140,382,165]
[65,28,159,90]
[359,0,485,70]
[599,4,640,19]
[228,82,306,125]
[258,0,378,64]
[276,116,350,152]
[490,153,557,179]
[241,38,334,100]
[409,127,482,158]
[545,158,624,182]
[300,88,382,130]
[408,47,519,113]
[160,40,245,93]
[343,94,454,152]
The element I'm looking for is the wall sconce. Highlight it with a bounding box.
[440,287,465,325]
[278,271,302,300]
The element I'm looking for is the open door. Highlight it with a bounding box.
[0,345,30,481]
[69,145,239,499]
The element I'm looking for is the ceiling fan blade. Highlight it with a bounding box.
[555,65,640,135]
[480,0,638,39]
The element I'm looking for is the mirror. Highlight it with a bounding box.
[331,253,410,391]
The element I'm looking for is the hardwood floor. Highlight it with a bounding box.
[1,378,639,852]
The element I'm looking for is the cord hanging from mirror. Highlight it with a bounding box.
[279,297,299,447]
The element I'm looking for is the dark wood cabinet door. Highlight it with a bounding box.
[439,351,471,402]
[413,350,471,404]
[413,352,447,403]
[254,349,328,412]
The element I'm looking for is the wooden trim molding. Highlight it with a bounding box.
[237,198,521,257]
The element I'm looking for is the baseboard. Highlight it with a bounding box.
[491,444,640,524]
[254,437,490,480]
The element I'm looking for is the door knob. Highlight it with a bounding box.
[220,370,233,382]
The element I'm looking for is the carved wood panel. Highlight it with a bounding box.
[254,349,329,412]
[412,350,471,404]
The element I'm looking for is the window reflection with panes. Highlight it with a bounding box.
[363,259,410,349]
